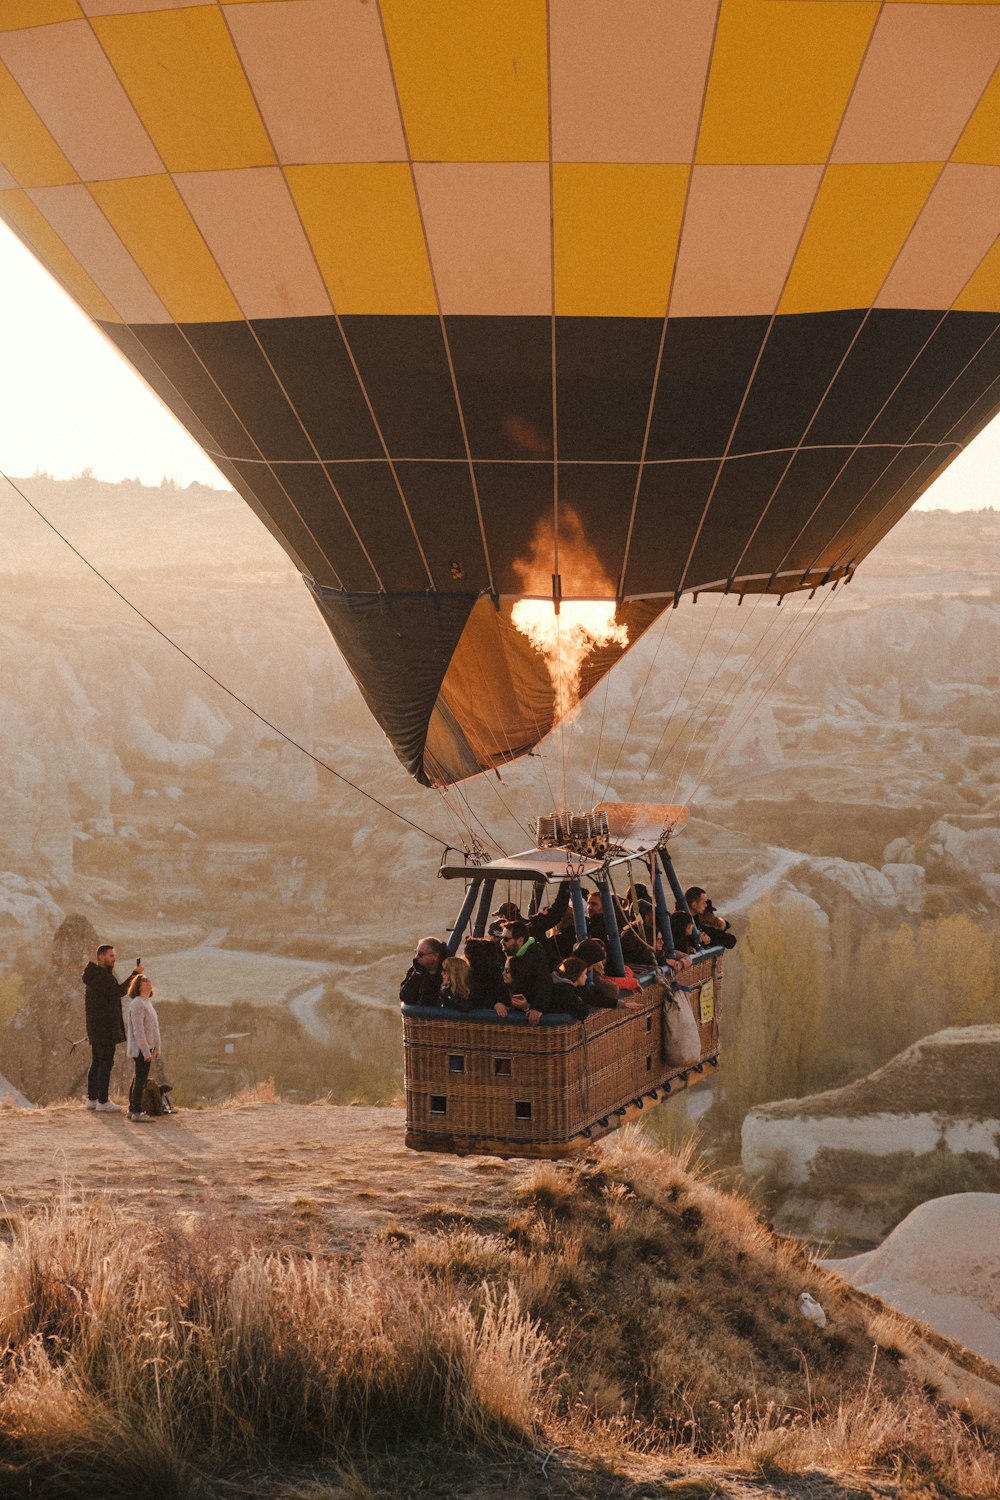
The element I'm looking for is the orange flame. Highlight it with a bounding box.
[511,507,629,724]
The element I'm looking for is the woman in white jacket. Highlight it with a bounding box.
[125,974,161,1122]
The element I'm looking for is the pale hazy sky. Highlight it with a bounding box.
[0,222,997,508]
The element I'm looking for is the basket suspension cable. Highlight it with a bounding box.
[586,667,615,813]
[680,589,828,801]
[479,770,535,844]
[646,581,802,800]
[555,606,569,811]
[448,780,508,859]
[596,606,673,804]
[642,586,781,794]
[435,786,493,863]
[686,590,836,803]
[686,582,841,804]
[641,586,769,792]
[602,588,724,805]
[666,587,807,801]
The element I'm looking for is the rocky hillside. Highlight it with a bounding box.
[744,1026,1000,1245]
[0,1101,997,1499]
[2,479,998,969]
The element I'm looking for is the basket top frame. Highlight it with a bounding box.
[440,802,689,884]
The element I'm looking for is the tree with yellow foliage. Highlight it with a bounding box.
[717,898,832,1146]
[922,914,998,1026]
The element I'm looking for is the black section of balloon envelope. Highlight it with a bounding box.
[307,587,480,784]
[103,309,1000,782]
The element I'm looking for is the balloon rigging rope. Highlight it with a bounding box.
[685,584,843,805]
[653,588,772,798]
[649,586,792,797]
[664,590,791,800]
[664,592,807,801]
[442,779,512,860]
[604,589,726,804]
[586,667,615,814]
[670,590,825,800]
[592,605,674,806]
[1,469,456,851]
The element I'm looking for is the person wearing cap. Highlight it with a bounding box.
[571,938,624,1009]
[487,900,522,940]
[701,897,737,949]
[488,881,571,963]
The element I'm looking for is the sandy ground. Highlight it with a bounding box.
[0,1100,531,1248]
[827,1192,1000,1366]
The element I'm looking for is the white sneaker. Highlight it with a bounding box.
[95,1101,120,1112]
[85,1099,97,1110]
[127,1112,153,1122]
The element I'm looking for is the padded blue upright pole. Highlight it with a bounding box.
[599,879,626,978]
[659,848,703,942]
[472,879,495,938]
[571,878,588,940]
[653,860,676,959]
[447,879,481,955]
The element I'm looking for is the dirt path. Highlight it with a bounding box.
[0,1101,529,1249]
[287,980,330,1039]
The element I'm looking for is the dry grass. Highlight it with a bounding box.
[0,1130,997,1498]
[218,1078,280,1108]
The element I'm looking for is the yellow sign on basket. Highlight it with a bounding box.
[698,980,715,1024]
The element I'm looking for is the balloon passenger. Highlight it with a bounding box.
[670,911,699,954]
[686,887,737,949]
[549,906,578,960]
[571,938,622,1009]
[400,937,448,1006]
[488,881,571,959]
[495,919,553,1024]
[585,889,657,967]
[440,954,472,1010]
[463,937,506,1011]
[125,974,161,1122]
[550,956,592,1020]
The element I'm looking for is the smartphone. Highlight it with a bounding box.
[136,957,141,966]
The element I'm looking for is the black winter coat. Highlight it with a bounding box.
[82,962,134,1045]
[505,939,553,1012]
[399,965,444,1006]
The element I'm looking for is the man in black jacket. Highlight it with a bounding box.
[399,937,447,1006]
[495,919,553,1024]
[82,944,140,1111]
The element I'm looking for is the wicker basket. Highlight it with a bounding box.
[403,954,722,1157]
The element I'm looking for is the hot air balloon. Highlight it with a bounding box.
[2,1,998,791]
[2,1,998,1153]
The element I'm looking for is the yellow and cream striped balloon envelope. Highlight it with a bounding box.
[2,1,999,785]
